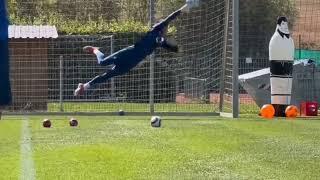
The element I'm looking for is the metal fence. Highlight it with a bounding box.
[238,0,320,114]
[6,0,226,115]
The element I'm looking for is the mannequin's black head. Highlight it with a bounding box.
[277,16,288,25]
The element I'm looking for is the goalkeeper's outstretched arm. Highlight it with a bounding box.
[162,5,188,25]
[152,4,189,30]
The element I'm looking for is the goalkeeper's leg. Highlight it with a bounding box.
[83,46,115,66]
[74,65,127,96]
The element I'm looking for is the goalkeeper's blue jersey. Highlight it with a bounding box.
[112,8,182,71]
[107,29,158,71]
[87,7,182,86]
[107,31,158,69]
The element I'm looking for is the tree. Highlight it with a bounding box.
[239,0,297,58]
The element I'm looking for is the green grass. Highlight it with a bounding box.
[0,118,22,179]
[1,115,320,179]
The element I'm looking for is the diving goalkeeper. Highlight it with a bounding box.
[75,3,196,96]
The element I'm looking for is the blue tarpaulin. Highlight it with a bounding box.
[0,0,11,106]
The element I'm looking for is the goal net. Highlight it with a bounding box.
[7,0,232,115]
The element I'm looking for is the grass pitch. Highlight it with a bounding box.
[0,115,320,179]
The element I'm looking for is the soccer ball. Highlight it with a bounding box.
[43,118,51,128]
[150,116,161,128]
[285,105,298,118]
[260,104,275,119]
[118,109,125,116]
[69,118,78,127]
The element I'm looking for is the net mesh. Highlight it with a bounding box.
[7,0,228,114]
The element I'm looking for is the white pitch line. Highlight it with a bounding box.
[20,117,36,180]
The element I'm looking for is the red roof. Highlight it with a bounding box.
[8,25,58,39]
